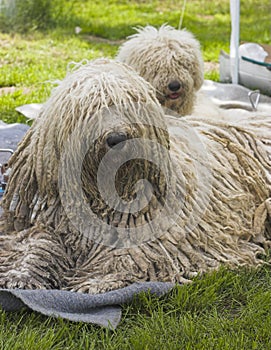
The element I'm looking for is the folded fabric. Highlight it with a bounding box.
[15,103,43,120]
[201,79,271,104]
[0,121,29,151]
[0,282,174,328]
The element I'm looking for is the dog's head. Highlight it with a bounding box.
[5,59,175,246]
[117,25,204,116]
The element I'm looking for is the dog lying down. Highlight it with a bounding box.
[0,59,270,294]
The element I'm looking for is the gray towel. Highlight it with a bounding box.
[0,283,174,328]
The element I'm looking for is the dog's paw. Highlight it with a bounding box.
[66,274,130,294]
[0,270,45,289]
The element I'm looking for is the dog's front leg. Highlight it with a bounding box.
[0,225,72,289]
[65,272,134,294]
[65,250,147,294]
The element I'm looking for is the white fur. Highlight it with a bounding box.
[117,25,204,116]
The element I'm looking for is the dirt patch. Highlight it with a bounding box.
[83,35,124,46]
[197,14,215,21]
[0,86,31,96]
[0,87,17,96]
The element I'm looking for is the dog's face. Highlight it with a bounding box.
[151,48,200,116]
[4,58,176,247]
[59,102,172,248]
[40,59,173,246]
[80,107,170,210]
[117,25,204,116]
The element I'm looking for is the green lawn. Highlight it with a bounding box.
[0,0,271,348]
[0,0,270,123]
[1,267,271,349]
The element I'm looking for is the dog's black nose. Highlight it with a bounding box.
[168,80,181,91]
[106,132,127,150]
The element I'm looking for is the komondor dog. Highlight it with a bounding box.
[116,25,204,116]
[116,25,271,122]
[0,58,270,294]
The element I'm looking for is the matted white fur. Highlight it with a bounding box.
[117,24,204,116]
[0,58,270,294]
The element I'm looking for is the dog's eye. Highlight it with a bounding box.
[106,132,127,150]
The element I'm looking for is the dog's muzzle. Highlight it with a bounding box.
[167,80,183,100]
[168,80,181,91]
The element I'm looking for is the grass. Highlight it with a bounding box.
[0,0,271,348]
[1,266,271,349]
[0,30,118,123]
[0,0,270,123]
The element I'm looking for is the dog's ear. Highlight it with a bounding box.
[176,30,204,91]
[191,50,204,91]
